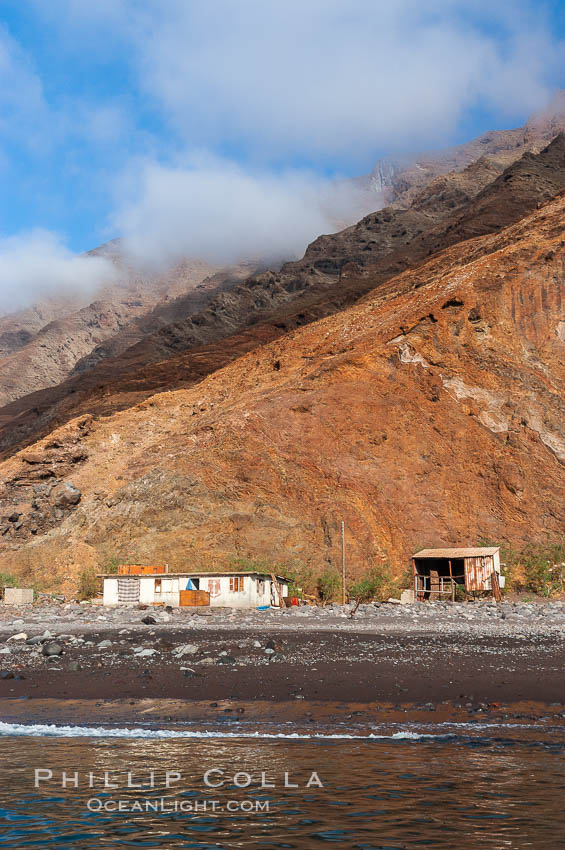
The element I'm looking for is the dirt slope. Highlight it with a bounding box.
[0,192,563,592]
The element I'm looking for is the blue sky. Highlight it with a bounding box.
[0,1,564,310]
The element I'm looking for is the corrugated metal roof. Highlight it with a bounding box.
[413,547,499,559]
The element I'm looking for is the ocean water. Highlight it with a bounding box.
[0,712,564,848]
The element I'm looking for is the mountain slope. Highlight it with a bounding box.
[2,95,564,409]
[0,252,223,406]
[361,89,565,207]
[0,191,563,592]
[1,134,564,461]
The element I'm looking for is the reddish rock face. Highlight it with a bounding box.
[2,134,565,467]
[0,193,563,592]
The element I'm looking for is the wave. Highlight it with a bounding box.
[0,721,448,741]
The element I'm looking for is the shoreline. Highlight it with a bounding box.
[0,601,564,717]
[0,599,563,710]
[1,696,563,737]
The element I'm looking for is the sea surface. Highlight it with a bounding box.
[0,706,564,848]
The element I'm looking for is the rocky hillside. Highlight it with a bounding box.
[0,250,227,406]
[0,190,563,593]
[2,95,564,412]
[360,89,565,207]
[2,134,564,461]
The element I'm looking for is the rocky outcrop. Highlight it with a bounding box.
[360,89,565,208]
[0,416,92,543]
[51,483,81,509]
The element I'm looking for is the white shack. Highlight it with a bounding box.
[100,570,290,609]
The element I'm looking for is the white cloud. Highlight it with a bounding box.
[0,230,119,313]
[103,0,563,267]
[2,1,564,305]
[128,0,561,164]
[29,1,563,165]
[0,26,49,155]
[114,155,378,267]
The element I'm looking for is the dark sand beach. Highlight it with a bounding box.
[1,600,564,718]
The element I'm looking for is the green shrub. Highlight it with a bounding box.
[317,568,341,602]
[285,561,315,599]
[520,543,565,596]
[105,557,120,574]
[478,538,565,597]
[388,564,413,597]
[225,554,316,598]
[78,568,99,601]
[0,572,17,589]
[349,565,387,607]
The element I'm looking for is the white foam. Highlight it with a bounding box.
[0,721,438,741]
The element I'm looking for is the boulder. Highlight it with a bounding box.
[173,644,198,657]
[42,642,63,657]
[51,482,81,509]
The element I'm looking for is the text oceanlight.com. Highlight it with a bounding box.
[86,798,271,813]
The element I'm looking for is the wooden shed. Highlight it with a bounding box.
[412,547,502,601]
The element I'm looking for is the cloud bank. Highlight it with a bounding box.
[132,0,561,163]
[0,0,564,310]
[0,230,118,314]
[115,156,378,267]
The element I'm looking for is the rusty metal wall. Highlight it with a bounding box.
[464,556,494,591]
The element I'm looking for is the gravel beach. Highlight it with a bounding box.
[0,599,564,711]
